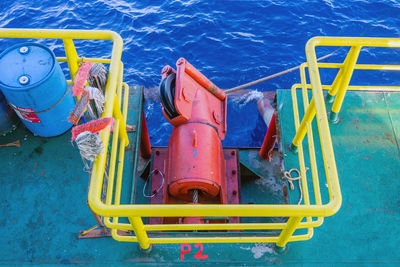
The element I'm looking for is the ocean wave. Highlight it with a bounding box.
[0,0,399,146]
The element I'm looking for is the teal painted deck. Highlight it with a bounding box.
[0,87,399,265]
[277,89,400,264]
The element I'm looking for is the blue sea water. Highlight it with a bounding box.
[0,0,399,146]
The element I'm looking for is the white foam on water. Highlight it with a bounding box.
[144,86,161,102]
[231,90,264,106]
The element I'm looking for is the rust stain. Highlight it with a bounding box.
[353,119,360,129]
[365,156,371,159]
[283,185,288,198]
[383,132,394,144]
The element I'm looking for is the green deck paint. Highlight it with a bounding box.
[0,87,398,264]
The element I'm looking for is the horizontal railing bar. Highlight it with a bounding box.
[316,62,400,70]
[144,220,322,231]
[111,232,312,244]
[0,28,120,40]
[308,36,400,48]
[292,83,400,91]
[57,57,111,64]
[103,218,322,231]
[88,203,338,218]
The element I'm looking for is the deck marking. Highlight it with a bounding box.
[180,244,191,260]
[180,243,208,260]
[194,243,208,260]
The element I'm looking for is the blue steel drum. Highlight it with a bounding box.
[0,90,18,135]
[0,43,75,137]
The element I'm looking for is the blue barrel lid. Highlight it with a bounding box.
[0,42,55,90]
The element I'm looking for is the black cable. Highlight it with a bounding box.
[159,73,179,119]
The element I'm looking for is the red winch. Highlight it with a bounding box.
[149,58,240,225]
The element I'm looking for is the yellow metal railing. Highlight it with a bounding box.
[75,35,398,249]
[4,31,337,251]
[88,38,360,251]
[291,37,400,160]
[0,29,128,137]
[7,30,398,251]
[0,28,130,239]
[288,37,400,248]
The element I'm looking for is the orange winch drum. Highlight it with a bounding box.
[159,58,227,201]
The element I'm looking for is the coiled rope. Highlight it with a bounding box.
[283,168,309,205]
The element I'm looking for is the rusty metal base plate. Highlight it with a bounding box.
[148,148,240,225]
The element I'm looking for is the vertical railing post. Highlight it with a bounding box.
[113,96,129,144]
[290,98,316,152]
[129,216,152,252]
[275,216,303,253]
[329,46,361,123]
[62,38,79,79]
[300,65,323,205]
[324,46,361,103]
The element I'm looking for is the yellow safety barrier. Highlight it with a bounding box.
[89,36,348,251]
[6,30,397,251]
[289,36,400,249]
[291,37,400,164]
[0,28,130,239]
[0,30,331,251]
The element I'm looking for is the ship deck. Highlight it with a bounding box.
[0,87,399,265]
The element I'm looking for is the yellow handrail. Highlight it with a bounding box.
[6,30,397,251]
[88,39,358,251]
[291,36,400,149]
[289,37,400,250]
[64,35,400,249]
[0,28,130,240]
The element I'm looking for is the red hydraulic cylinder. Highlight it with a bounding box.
[140,110,152,158]
[259,113,277,160]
